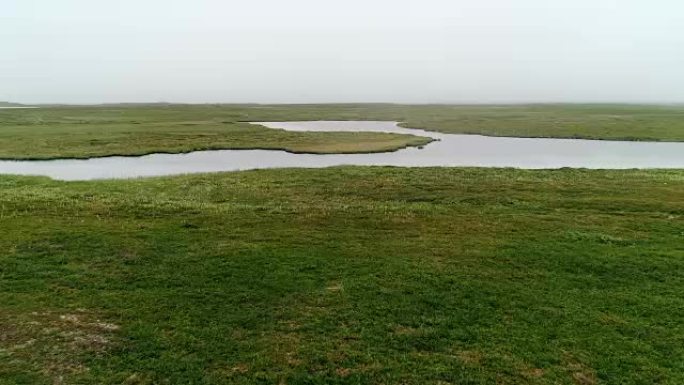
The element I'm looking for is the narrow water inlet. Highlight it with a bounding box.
[0,121,683,180]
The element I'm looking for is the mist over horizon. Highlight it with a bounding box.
[5,101,684,108]
[3,0,684,105]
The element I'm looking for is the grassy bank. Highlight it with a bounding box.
[0,120,430,160]
[1,167,683,384]
[1,104,684,159]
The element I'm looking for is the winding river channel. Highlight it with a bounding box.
[0,121,683,180]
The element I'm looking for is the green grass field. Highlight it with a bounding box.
[1,104,684,159]
[1,168,683,384]
[1,104,683,384]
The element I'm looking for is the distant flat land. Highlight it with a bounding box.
[0,104,683,159]
[0,102,25,107]
[0,102,33,109]
[1,168,683,384]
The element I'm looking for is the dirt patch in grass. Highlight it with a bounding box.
[564,354,598,385]
[523,367,545,378]
[0,309,120,384]
[456,350,484,366]
[326,281,344,293]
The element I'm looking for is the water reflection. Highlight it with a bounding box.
[0,121,682,180]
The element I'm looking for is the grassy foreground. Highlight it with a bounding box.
[1,167,683,384]
[1,104,684,159]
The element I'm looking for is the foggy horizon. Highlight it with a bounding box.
[5,101,684,107]
[3,0,684,105]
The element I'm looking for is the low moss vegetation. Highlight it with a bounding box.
[1,168,683,384]
[1,104,684,160]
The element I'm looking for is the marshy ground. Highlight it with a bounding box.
[1,104,684,160]
[1,104,683,384]
[1,167,683,384]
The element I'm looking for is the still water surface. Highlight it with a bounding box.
[0,121,682,180]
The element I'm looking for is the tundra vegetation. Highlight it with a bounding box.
[1,167,683,384]
[1,104,684,159]
[0,104,683,384]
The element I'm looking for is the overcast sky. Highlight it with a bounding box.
[2,0,683,104]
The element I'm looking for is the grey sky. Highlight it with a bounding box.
[2,0,683,104]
